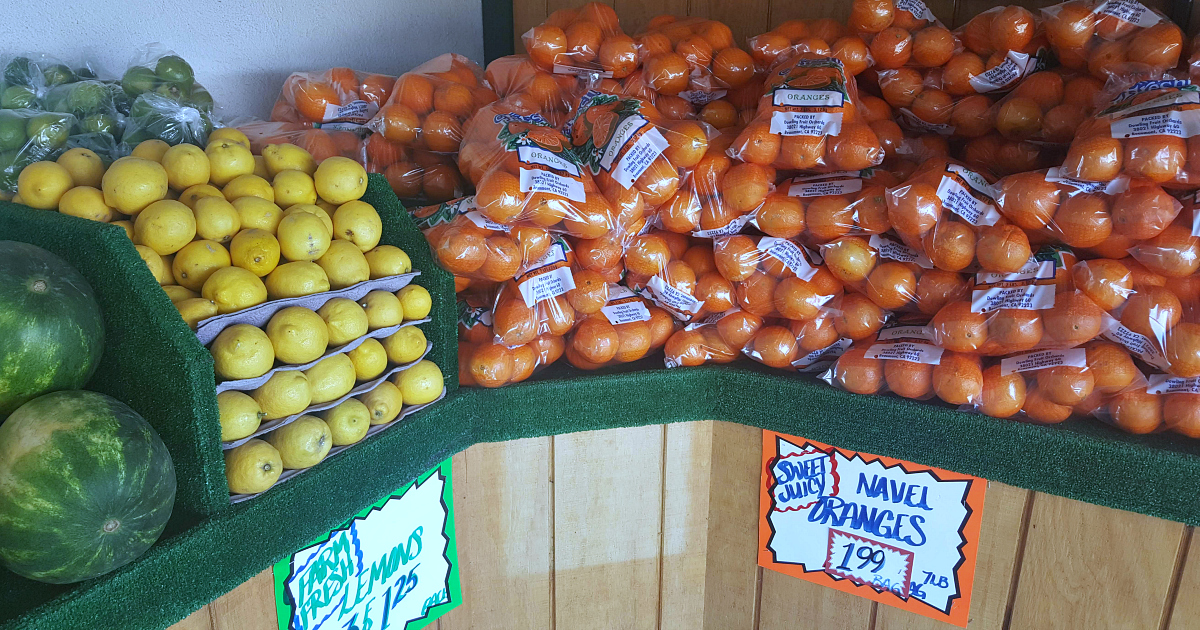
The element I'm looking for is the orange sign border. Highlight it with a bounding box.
[758,431,987,627]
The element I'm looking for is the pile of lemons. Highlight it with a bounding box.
[13,128,410,329]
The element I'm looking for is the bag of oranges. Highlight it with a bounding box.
[411,196,554,288]
[1041,0,1183,80]
[523,2,638,79]
[485,55,586,127]
[621,230,708,322]
[236,119,368,163]
[563,284,675,369]
[366,54,496,153]
[748,18,873,76]
[711,234,840,319]
[664,309,762,367]
[271,68,396,126]
[490,241,582,347]
[1106,375,1200,437]
[820,324,954,399]
[983,70,1103,146]
[459,296,566,387]
[822,233,976,315]
[635,16,757,99]
[729,53,884,173]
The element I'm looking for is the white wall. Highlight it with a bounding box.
[0,0,485,120]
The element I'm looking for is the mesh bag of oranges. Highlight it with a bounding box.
[561,283,675,369]
[729,54,884,173]
[748,18,873,76]
[270,68,396,126]
[484,55,587,127]
[634,16,757,99]
[1041,0,1183,80]
[522,2,638,79]
[365,54,496,154]
[1061,75,1200,187]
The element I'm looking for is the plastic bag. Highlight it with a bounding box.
[664,308,763,367]
[623,230,707,321]
[564,284,675,368]
[490,250,581,347]
[728,54,884,173]
[748,17,872,76]
[366,54,496,153]
[270,68,396,126]
[1122,374,1200,436]
[1041,0,1182,79]
[822,232,977,315]
[484,55,582,126]
[120,45,215,146]
[523,2,638,79]
[237,120,368,162]
[711,234,841,321]
[411,195,553,286]
[634,15,757,99]
[459,296,564,387]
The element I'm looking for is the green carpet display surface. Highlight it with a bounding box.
[5,178,1200,629]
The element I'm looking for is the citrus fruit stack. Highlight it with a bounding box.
[523,1,637,78]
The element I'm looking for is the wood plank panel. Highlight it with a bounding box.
[554,425,665,630]
[1166,530,1199,630]
[1009,493,1186,630]
[513,0,549,52]
[757,567,875,630]
[659,421,715,630]
[209,569,276,630]
[686,0,770,51]
[701,421,763,630]
[438,438,553,630]
[615,0,687,38]
[874,482,1032,630]
[166,605,213,630]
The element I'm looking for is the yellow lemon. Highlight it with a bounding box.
[112,220,134,239]
[102,156,168,215]
[230,228,281,276]
[332,200,382,252]
[161,285,198,302]
[133,199,196,255]
[179,183,224,209]
[56,148,104,188]
[175,296,218,329]
[17,161,73,209]
[314,156,367,205]
[395,360,443,405]
[224,439,282,495]
[320,398,371,446]
[315,198,338,215]
[360,290,404,329]
[217,390,265,442]
[397,285,432,321]
[265,261,330,300]
[223,173,274,203]
[263,143,317,177]
[266,415,331,469]
[252,370,312,420]
[266,306,329,364]
[347,338,387,381]
[252,156,270,180]
[359,381,404,425]
[316,240,370,289]
[304,353,356,404]
[364,245,411,278]
[207,139,255,187]
[135,245,173,285]
[382,326,426,364]
[131,139,170,162]
[209,127,251,148]
[232,196,283,232]
[172,240,231,291]
[160,143,210,190]
[272,169,318,207]
[193,196,241,243]
[210,324,275,380]
[317,298,368,346]
[277,211,331,262]
[202,266,268,313]
[58,186,113,222]
[283,203,334,233]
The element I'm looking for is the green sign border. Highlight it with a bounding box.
[271,458,461,630]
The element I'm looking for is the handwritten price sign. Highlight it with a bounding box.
[274,459,460,630]
[759,432,986,627]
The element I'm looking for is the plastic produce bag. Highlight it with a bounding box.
[664,308,763,367]
[1041,0,1182,79]
[120,45,215,146]
[485,55,583,127]
[711,234,841,320]
[634,15,757,100]
[0,109,75,192]
[270,67,396,126]
[459,295,565,387]
[748,17,872,76]
[523,2,638,79]
[411,195,553,287]
[563,284,674,369]
[366,54,496,153]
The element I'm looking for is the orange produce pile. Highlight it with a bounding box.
[402,0,1200,440]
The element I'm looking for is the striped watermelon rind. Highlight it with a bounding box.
[0,390,176,584]
[0,241,105,418]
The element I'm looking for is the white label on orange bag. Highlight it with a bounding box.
[1147,374,1200,394]
[770,110,844,136]
[937,164,1000,227]
[895,0,936,22]
[968,51,1033,93]
[794,337,853,373]
[788,174,864,197]
[692,211,757,238]
[1100,313,1172,371]
[464,211,509,232]
[679,89,727,105]
[758,237,820,281]
[1094,0,1161,27]
[865,341,944,364]
[1000,348,1087,375]
[322,99,379,123]
[519,168,586,202]
[869,234,934,268]
[1110,108,1200,139]
[898,108,955,135]
[516,242,576,307]
[552,62,614,78]
[1044,168,1130,194]
[1193,207,1200,237]
[612,123,669,189]
[601,284,652,325]
[877,325,937,342]
[518,145,581,176]
[648,274,703,318]
[971,258,1056,312]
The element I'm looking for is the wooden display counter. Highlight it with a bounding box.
[169,422,1200,629]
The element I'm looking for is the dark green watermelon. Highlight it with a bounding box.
[0,390,175,583]
[0,241,105,418]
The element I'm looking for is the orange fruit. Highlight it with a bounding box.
[1127,23,1183,68]
[865,261,917,310]
[773,20,809,40]
[916,269,968,315]
[721,163,772,214]
[494,297,538,346]
[625,233,672,277]
[1108,390,1163,434]
[976,224,1032,273]
[1042,104,1086,143]
[527,25,568,69]
[696,272,736,313]
[878,67,924,107]
[475,170,524,223]
[563,195,614,239]
[949,95,996,138]
[834,347,883,394]
[599,35,639,78]
[712,48,755,88]
[571,317,619,364]
[982,309,1043,355]
[513,226,551,264]
[567,269,609,314]
[437,228,487,274]
[699,100,738,129]
[422,163,465,201]
[1121,286,1182,339]
[1046,1,1095,50]
[1012,72,1064,112]
[718,310,763,349]
[1022,383,1073,423]
[991,6,1035,53]
[751,32,792,68]
[913,26,955,67]
[924,221,976,272]
[805,196,854,242]
[480,236,522,282]
[664,121,710,169]
[565,21,604,63]
[579,2,619,31]
[870,27,913,69]
[422,111,464,153]
[962,11,995,54]
[791,313,839,352]
[1063,135,1123,181]
[360,74,394,106]
[645,52,691,95]
[509,344,538,383]
[1164,393,1200,437]
[614,320,653,363]
[823,235,877,283]
[1112,186,1177,240]
[531,334,565,366]
[384,161,422,198]
[1136,222,1200,278]
[980,364,1027,418]
[943,53,985,96]
[665,330,708,367]
[885,359,934,399]
[996,98,1043,140]
[932,301,988,352]
[999,171,1059,230]
[1037,365,1094,405]
[1053,193,1112,249]
[647,307,676,349]
[1073,259,1133,311]
[380,104,420,144]
[859,96,892,123]
[1166,322,1200,377]
[714,236,760,282]
[749,326,799,368]
[432,83,476,119]
[682,245,716,276]
[289,79,340,122]
[1063,76,1103,109]
[809,18,845,43]
[1125,135,1186,184]
[639,32,674,57]
[756,194,806,239]
[1043,292,1104,347]
[832,293,886,340]
[736,271,779,316]
[871,120,903,158]
[469,343,515,388]
[541,295,577,337]
[832,36,872,76]
[773,276,822,320]
[887,182,941,237]
[911,89,954,125]
[778,134,826,170]
[659,189,702,233]
[677,35,714,68]
[932,352,983,405]
[1086,340,1138,393]
[827,123,882,170]
[731,122,781,166]
[848,0,895,33]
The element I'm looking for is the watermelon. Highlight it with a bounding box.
[0,390,176,583]
[0,241,105,418]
